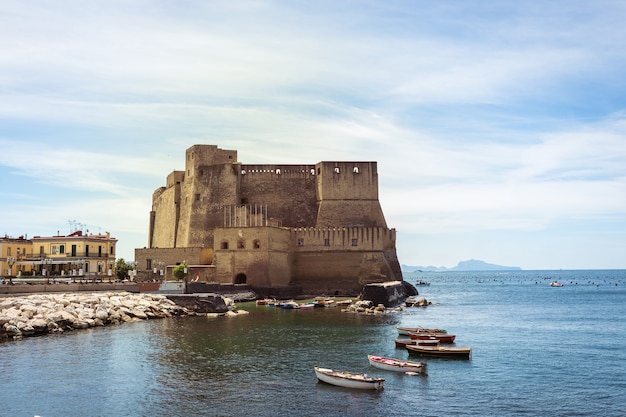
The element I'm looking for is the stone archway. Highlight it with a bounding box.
[234,273,247,284]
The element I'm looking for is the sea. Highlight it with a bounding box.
[1,269,625,417]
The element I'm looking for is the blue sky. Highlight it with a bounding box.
[1,0,625,270]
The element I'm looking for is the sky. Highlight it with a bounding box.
[1,0,626,270]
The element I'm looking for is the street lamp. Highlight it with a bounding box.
[152,259,159,281]
[7,257,16,277]
[107,260,114,278]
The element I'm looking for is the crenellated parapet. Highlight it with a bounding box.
[291,226,396,252]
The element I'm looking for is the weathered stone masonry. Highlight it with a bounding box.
[135,144,403,294]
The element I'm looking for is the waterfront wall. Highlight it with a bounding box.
[0,282,139,295]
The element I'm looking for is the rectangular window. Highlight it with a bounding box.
[195,193,200,202]
[71,245,77,257]
[110,246,114,255]
[351,239,358,246]
[85,245,89,257]
[40,246,45,255]
[324,239,330,246]
[60,245,65,254]
[297,238,304,247]
[52,246,58,254]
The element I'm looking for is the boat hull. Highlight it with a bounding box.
[394,338,418,348]
[406,345,471,359]
[368,355,426,374]
[408,332,456,343]
[314,367,384,390]
[397,326,447,335]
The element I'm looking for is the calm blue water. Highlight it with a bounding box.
[1,270,625,417]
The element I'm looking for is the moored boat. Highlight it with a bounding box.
[394,338,418,348]
[368,355,426,374]
[397,326,447,335]
[406,344,471,359]
[279,301,300,309]
[314,367,385,390]
[408,332,456,344]
[550,281,564,287]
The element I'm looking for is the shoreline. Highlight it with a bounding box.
[0,291,198,340]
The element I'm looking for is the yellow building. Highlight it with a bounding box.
[0,235,33,277]
[1,231,117,280]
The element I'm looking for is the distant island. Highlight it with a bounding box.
[401,259,522,272]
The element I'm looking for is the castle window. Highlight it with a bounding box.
[351,239,358,246]
[276,168,281,175]
[242,169,246,175]
[311,168,315,175]
[324,239,330,246]
[334,167,340,174]
[237,240,245,249]
[353,166,359,173]
[297,238,304,247]
[199,169,204,176]
[221,241,229,250]
[253,240,261,249]
[195,193,200,202]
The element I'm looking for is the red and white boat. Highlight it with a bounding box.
[368,355,426,374]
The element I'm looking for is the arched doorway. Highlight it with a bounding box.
[234,273,247,284]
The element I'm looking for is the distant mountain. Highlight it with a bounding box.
[402,259,521,272]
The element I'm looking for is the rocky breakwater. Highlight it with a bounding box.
[0,292,194,340]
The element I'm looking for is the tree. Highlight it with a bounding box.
[115,258,133,281]
[172,262,189,281]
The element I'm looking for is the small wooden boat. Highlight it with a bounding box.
[313,297,336,308]
[255,298,275,306]
[279,301,300,309]
[394,338,418,348]
[416,338,440,346]
[298,302,315,310]
[406,344,471,359]
[314,366,385,390]
[408,332,456,344]
[368,355,426,374]
[397,326,447,335]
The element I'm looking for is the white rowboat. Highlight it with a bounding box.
[368,355,427,374]
[314,366,384,390]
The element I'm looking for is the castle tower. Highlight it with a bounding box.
[315,161,388,228]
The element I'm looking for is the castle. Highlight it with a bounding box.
[135,144,403,296]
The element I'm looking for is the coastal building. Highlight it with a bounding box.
[0,231,117,280]
[0,235,33,277]
[135,144,403,295]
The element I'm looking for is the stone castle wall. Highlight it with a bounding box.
[140,144,404,293]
